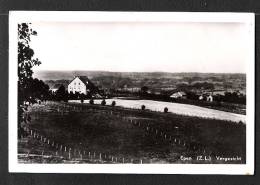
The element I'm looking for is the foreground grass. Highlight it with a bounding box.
[19,101,246,164]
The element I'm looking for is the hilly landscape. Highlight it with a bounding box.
[33,70,246,94]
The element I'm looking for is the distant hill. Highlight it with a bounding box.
[33,70,245,81]
[34,70,246,93]
[33,70,186,80]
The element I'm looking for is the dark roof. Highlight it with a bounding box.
[179,91,187,96]
[53,84,62,89]
[77,76,91,86]
[171,91,187,96]
[69,76,90,86]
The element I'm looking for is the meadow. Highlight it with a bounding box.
[18,101,246,164]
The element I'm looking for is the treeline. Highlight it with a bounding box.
[19,81,95,104]
[176,82,214,90]
[148,91,245,105]
[50,85,101,102]
[23,79,245,105]
[18,78,50,104]
[111,89,246,105]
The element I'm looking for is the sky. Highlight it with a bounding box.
[30,21,248,73]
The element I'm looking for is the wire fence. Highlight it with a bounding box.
[20,101,209,163]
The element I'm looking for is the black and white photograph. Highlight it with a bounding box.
[8,12,255,174]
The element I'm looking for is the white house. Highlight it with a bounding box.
[50,84,62,93]
[199,94,213,102]
[206,95,213,102]
[199,95,204,100]
[68,76,95,95]
[170,91,187,99]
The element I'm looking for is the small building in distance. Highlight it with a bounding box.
[170,91,187,99]
[206,95,213,102]
[198,94,213,102]
[199,95,204,100]
[50,84,62,93]
[68,76,96,95]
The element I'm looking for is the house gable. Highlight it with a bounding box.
[68,77,87,94]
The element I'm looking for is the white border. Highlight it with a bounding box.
[9,11,255,174]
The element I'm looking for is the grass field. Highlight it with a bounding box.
[18,101,246,164]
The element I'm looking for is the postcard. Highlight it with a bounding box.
[9,11,255,174]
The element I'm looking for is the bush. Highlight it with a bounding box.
[238,121,244,125]
[101,99,106,106]
[164,107,168,113]
[89,99,94,105]
[111,101,116,107]
[141,105,145,110]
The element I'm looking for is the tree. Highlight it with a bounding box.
[18,23,41,138]
[18,23,41,84]
[101,99,106,106]
[141,86,149,94]
[55,85,68,102]
[111,101,116,107]
[89,99,94,105]
[24,78,50,101]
